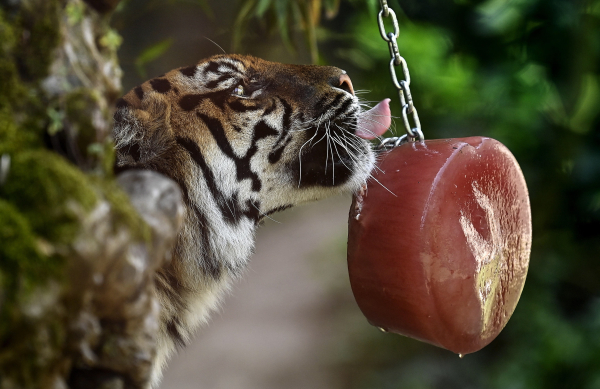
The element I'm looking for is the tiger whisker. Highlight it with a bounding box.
[297,114,324,187]
[250,202,281,224]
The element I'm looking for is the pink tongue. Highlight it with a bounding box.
[356,98,391,140]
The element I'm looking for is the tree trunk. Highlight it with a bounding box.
[0,1,182,388]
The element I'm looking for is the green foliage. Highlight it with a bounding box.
[319,0,600,387]
[135,38,174,78]
[99,28,124,51]
[65,0,86,25]
[232,0,379,63]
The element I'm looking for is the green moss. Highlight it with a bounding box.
[0,9,26,111]
[15,0,62,82]
[64,89,99,158]
[0,200,47,294]
[102,137,117,176]
[0,150,98,244]
[0,108,40,155]
[0,3,58,143]
[0,201,66,380]
[65,0,86,25]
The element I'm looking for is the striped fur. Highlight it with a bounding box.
[112,54,377,387]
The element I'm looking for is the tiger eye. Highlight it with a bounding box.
[233,85,245,96]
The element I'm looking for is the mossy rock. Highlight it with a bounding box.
[13,0,62,83]
[94,176,152,242]
[0,108,40,155]
[0,200,46,297]
[0,150,98,244]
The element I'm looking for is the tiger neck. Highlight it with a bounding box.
[178,197,259,283]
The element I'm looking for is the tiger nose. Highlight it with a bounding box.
[338,73,355,96]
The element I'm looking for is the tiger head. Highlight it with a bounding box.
[113,54,390,227]
[113,54,391,387]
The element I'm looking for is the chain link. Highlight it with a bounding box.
[376,0,424,148]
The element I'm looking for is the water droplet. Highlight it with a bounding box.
[355,214,360,221]
[459,354,464,359]
[378,327,388,333]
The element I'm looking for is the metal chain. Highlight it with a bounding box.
[376,0,424,149]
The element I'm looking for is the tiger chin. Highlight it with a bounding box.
[112,54,390,387]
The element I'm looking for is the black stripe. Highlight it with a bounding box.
[228,99,261,113]
[179,91,228,111]
[196,112,265,192]
[128,143,141,162]
[113,108,126,123]
[175,136,229,212]
[156,268,188,314]
[134,86,144,100]
[166,318,186,348]
[254,120,278,140]
[267,98,293,164]
[204,60,239,75]
[150,78,172,93]
[180,65,197,77]
[333,98,353,118]
[263,101,277,116]
[323,94,344,114]
[206,73,232,89]
[167,174,223,279]
[243,199,261,224]
[263,204,292,218]
[115,98,129,109]
[314,95,329,110]
[268,137,291,164]
[176,136,255,225]
[126,160,224,280]
[179,94,204,111]
[281,98,293,132]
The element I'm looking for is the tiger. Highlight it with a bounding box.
[112,54,391,387]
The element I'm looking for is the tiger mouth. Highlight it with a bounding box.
[315,98,391,140]
[355,99,391,140]
[293,99,390,188]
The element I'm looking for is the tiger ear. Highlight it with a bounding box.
[113,91,174,171]
[137,91,172,136]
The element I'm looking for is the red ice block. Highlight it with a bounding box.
[347,137,531,355]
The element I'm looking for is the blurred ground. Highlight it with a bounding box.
[160,195,359,389]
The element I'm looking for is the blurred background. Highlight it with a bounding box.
[111,0,600,388]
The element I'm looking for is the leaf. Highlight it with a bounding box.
[193,0,214,18]
[134,38,173,78]
[232,0,258,52]
[46,107,65,136]
[324,0,341,19]
[166,0,214,18]
[297,1,319,63]
[255,0,273,17]
[275,0,294,52]
[99,29,123,51]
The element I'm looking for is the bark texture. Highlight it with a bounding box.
[0,1,182,388]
